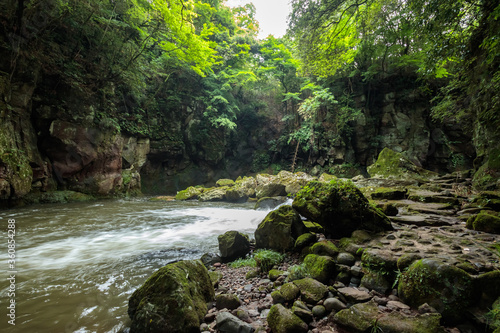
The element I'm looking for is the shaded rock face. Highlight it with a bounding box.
[292,180,393,238]
[255,205,305,251]
[42,120,150,196]
[218,231,251,262]
[128,259,214,333]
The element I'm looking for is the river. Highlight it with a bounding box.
[0,198,274,332]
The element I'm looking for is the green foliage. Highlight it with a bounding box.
[254,249,285,272]
[228,249,285,272]
[229,257,257,268]
[288,263,311,281]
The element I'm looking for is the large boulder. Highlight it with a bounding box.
[254,205,305,251]
[218,231,251,262]
[367,148,437,182]
[398,259,473,324]
[128,260,214,333]
[292,180,393,238]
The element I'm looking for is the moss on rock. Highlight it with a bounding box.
[466,210,500,234]
[293,277,328,303]
[398,259,473,324]
[267,304,308,333]
[367,148,437,182]
[128,259,215,333]
[218,230,251,262]
[254,205,304,251]
[292,179,393,238]
[175,186,203,200]
[303,254,336,284]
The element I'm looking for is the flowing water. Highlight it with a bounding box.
[0,198,277,333]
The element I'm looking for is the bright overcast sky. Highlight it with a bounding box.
[225,0,291,39]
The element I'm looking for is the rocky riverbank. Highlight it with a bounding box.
[129,149,500,333]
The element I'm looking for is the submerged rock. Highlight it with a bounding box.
[292,179,393,238]
[128,259,214,333]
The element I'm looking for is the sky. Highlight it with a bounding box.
[225,0,291,39]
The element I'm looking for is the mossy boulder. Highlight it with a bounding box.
[466,210,500,234]
[303,254,336,284]
[310,240,339,257]
[175,186,203,200]
[292,180,392,238]
[294,233,317,251]
[276,170,315,195]
[274,282,300,303]
[361,249,398,276]
[218,231,251,262]
[128,259,215,333]
[254,205,305,251]
[198,187,228,201]
[367,148,437,182]
[293,277,328,303]
[398,259,473,323]
[333,300,379,332]
[267,304,308,333]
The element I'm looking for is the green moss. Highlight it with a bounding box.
[128,259,214,332]
[267,304,308,333]
[367,148,437,181]
[485,297,500,331]
[175,186,203,200]
[255,205,304,251]
[294,233,316,251]
[216,178,235,187]
[466,211,500,234]
[310,240,339,257]
[268,269,285,281]
[303,254,335,284]
[398,259,473,324]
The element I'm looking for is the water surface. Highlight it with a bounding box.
[0,198,271,332]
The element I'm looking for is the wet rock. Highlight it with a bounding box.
[216,311,255,333]
[128,259,214,333]
[361,249,398,275]
[268,304,308,333]
[292,180,393,238]
[254,205,304,251]
[201,252,222,268]
[254,196,287,210]
[218,231,251,262]
[216,294,242,310]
